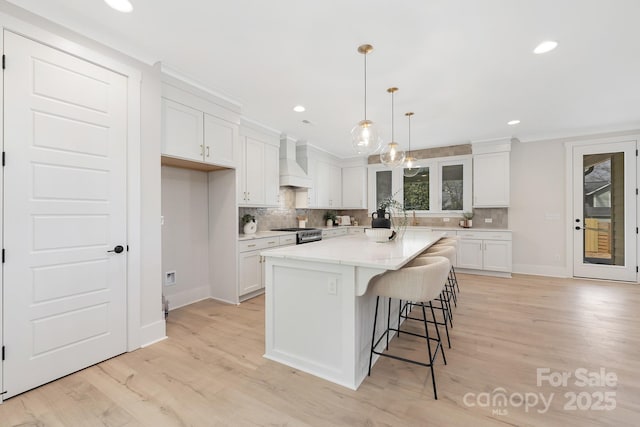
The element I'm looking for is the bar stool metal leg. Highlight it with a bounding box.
[368,296,380,376]
[421,303,438,400]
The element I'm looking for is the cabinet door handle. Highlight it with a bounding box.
[206,145,210,158]
[200,144,204,156]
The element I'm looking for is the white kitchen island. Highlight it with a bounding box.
[261,230,444,390]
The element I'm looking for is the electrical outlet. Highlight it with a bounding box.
[160,216,165,225]
[327,278,337,295]
[165,271,176,286]
[485,218,493,223]
[442,217,450,222]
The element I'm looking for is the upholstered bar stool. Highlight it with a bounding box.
[422,245,458,308]
[403,256,453,349]
[368,256,451,399]
[430,237,461,294]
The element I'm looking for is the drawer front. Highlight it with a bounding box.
[238,239,269,252]
[322,229,336,237]
[264,237,280,248]
[456,230,511,241]
[279,234,297,246]
[348,227,365,234]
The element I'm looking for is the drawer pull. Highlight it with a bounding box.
[267,241,276,244]
[247,244,256,248]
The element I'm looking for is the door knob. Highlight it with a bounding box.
[108,245,124,254]
[575,226,581,230]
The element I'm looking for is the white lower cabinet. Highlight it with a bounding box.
[238,235,295,298]
[322,228,349,239]
[457,239,484,270]
[456,230,512,274]
[238,250,263,295]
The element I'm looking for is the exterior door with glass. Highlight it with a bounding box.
[572,140,637,281]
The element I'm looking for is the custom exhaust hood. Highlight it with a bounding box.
[279,136,311,188]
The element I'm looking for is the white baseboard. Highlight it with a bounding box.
[165,285,211,311]
[456,268,511,278]
[512,263,571,278]
[139,319,167,348]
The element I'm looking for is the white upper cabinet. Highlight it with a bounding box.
[472,139,511,207]
[264,143,280,206]
[295,143,344,209]
[161,77,240,169]
[342,164,367,209]
[162,99,204,162]
[204,112,238,167]
[238,119,280,207]
[315,160,341,208]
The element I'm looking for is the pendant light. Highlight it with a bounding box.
[403,112,419,177]
[380,87,405,167]
[351,44,382,155]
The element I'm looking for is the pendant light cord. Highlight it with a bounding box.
[363,53,367,121]
[408,113,411,155]
[391,90,394,141]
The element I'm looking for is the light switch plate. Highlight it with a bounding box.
[327,278,337,295]
[485,218,493,223]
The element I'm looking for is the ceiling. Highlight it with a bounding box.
[8,0,640,158]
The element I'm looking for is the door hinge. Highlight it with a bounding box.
[1,345,4,361]
[2,54,5,70]
[637,266,639,273]
[2,249,4,263]
[2,151,5,166]
[126,245,129,252]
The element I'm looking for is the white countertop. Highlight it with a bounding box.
[319,225,511,232]
[238,230,296,241]
[261,230,445,270]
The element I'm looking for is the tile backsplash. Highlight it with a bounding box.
[239,188,508,232]
[239,188,370,232]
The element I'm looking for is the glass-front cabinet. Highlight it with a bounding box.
[368,155,472,214]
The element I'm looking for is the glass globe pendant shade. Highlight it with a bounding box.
[351,119,382,155]
[380,141,405,168]
[403,155,420,177]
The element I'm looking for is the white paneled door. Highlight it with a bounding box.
[572,140,637,282]
[3,31,128,398]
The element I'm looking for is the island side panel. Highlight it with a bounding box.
[355,288,403,388]
[264,257,359,389]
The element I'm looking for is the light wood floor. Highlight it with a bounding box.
[1,274,639,426]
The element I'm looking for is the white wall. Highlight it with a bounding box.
[0,1,166,344]
[161,166,211,309]
[510,139,569,277]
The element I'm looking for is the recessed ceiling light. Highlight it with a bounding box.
[293,105,306,113]
[507,119,521,126]
[533,40,558,54]
[104,0,133,13]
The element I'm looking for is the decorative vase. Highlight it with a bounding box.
[371,209,391,228]
[243,221,257,234]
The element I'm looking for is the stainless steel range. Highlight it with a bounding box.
[271,228,322,244]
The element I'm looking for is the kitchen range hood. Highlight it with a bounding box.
[279,136,311,188]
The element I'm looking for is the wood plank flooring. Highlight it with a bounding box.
[1,274,638,426]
